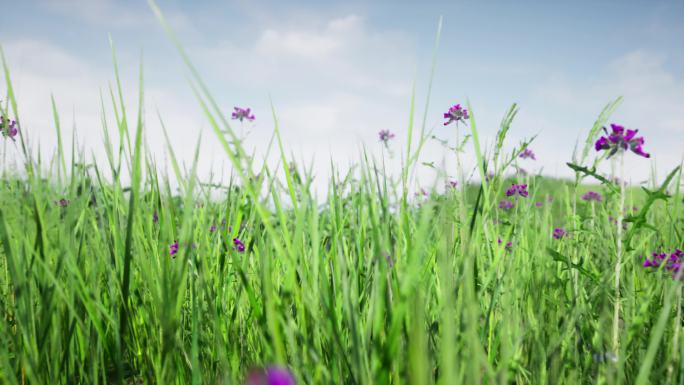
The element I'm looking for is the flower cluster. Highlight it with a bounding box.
[378,129,395,143]
[246,366,296,385]
[552,228,567,240]
[497,238,513,251]
[231,106,255,122]
[581,191,602,202]
[519,148,536,160]
[443,104,469,126]
[0,116,18,139]
[594,124,649,158]
[643,249,683,278]
[505,183,529,198]
[169,241,179,257]
[498,200,514,210]
[233,238,246,253]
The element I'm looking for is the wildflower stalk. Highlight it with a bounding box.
[612,152,625,354]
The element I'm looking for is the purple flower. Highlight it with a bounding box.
[552,228,567,240]
[535,201,543,207]
[233,238,246,253]
[497,238,513,251]
[498,200,514,210]
[378,129,395,143]
[519,148,536,160]
[152,211,159,223]
[594,123,650,158]
[505,183,529,198]
[169,241,179,257]
[247,366,296,385]
[443,104,469,126]
[0,116,18,139]
[447,179,458,189]
[210,225,217,232]
[231,106,255,122]
[56,198,70,207]
[581,191,602,202]
[643,249,683,279]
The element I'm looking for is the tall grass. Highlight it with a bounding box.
[0,4,683,384]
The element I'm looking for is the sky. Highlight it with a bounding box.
[1,0,683,195]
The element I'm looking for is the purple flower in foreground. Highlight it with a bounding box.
[594,123,650,158]
[499,200,514,210]
[581,191,602,202]
[1,116,18,139]
[505,183,529,198]
[233,238,246,253]
[552,228,567,240]
[247,366,296,385]
[231,106,255,122]
[519,148,536,160]
[443,104,469,126]
[378,129,395,143]
[169,241,179,257]
[643,249,683,279]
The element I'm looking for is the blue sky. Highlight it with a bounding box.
[1,0,683,192]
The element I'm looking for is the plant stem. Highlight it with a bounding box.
[612,152,625,354]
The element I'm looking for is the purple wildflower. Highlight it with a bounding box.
[447,179,458,189]
[378,129,395,143]
[0,116,18,139]
[643,249,683,279]
[169,241,179,257]
[519,148,536,160]
[498,200,514,210]
[535,201,543,207]
[210,225,217,232]
[594,123,650,158]
[443,104,469,126]
[246,366,296,385]
[153,211,159,223]
[497,238,513,251]
[581,191,602,202]
[505,183,529,198]
[56,198,70,207]
[552,228,567,240]
[231,106,255,122]
[233,238,246,253]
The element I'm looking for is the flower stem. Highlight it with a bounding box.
[612,152,625,354]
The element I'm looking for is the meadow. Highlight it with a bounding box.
[1,7,683,385]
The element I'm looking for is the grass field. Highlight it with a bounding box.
[1,7,684,385]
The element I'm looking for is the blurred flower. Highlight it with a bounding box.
[497,237,513,251]
[210,225,217,232]
[231,106,255,122]
[0,116,18,139]
[535,201,543,207]
[447,179,458,189]
[378,129,395,143]
[552,228,567,239]
[581,191,602,202]
[56,198,70,207]
[246,366,296,385]
[169,241,179,257]
[519,148,536,160]
[505,183,529,198]
[643,249,683,278]
[594,123,649,158]
[443,104,469,126]
[233,238,246,253]
[152,211,159,223]
[499,200,514,210]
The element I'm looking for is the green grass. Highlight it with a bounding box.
[1,6,684,384]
